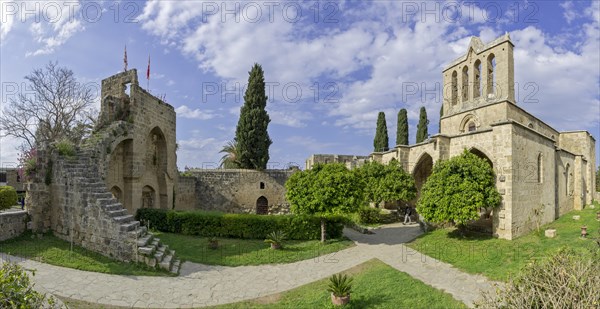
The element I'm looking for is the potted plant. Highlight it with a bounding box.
[327,274,353,306]
[264,230,286,250]
[208,236,219,250]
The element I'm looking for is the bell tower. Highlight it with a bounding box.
[441,33,515,118]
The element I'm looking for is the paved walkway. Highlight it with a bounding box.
[1,224,498,308]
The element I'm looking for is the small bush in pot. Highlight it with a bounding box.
[327,273,353,306]
[264,230,287,249]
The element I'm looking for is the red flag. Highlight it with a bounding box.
[123,45,128,71]
[146,55,150,80]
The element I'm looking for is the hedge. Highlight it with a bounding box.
[135,208,348,240]
[0,186,18,211]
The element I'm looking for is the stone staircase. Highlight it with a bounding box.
[60,147,180,274]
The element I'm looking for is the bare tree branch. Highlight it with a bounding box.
[0,61,97,152]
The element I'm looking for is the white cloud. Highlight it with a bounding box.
[1,1,85,54]
[175,105,218,120]
[140,1,600,145]
[560,1,578,24]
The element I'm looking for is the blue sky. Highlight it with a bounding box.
[1,0,599,170]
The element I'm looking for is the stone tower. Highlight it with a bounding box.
[100,69,178,213]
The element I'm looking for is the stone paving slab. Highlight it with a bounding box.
[1,224,498,308]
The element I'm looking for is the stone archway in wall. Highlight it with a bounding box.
[111,186,123,202]
[146,127,169,209]
[142,185,156,209]
[412,153,434,205]
[256,196,268,215]
[467,147,495,234]
[107,138,133,211]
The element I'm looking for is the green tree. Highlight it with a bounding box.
[417,150,501,227]
[0,186,18,211]
[1,262,59,308]
[356,160,416,206]
[373,112,389,152]
[285,163,363,242]
[219,140,240,169]
[235,63,272,170]
[396,109,409,146]
[416,107,429,143]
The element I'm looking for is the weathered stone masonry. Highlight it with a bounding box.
[0,210,27,242]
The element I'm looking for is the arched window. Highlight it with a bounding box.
[486,54,496,96]
[462,66,469,101]
[537,154,543,183]
[451,71,458,105]
[468,122,476,132]
[473,59,482,98]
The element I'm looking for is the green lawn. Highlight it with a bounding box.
[208,259,467,309]
[407,203,600,281]
[155,232,355,266]
[0,233,171,276]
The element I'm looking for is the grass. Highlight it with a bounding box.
[407,202,600,281]
[0,232,172,276]
[154,232,355,266]
[208,259,467,309]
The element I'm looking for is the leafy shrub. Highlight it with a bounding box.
[135,208,347,240]
[477,248,600,308]
[357,207,381,224]
[264,230,287,249]
[0,262,60,308]
[55,139,75,157]
[0,186,18,211]
[327,274,353,297]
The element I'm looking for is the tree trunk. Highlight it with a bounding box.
[321,217,326,243]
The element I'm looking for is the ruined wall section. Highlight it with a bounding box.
[0,210,28,241]
[180,169,295,214]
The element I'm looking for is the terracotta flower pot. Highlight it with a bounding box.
[331,293,350,306]
[270,243,281,250]
[208,241,218,250]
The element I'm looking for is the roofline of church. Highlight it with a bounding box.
[443,33,514,72]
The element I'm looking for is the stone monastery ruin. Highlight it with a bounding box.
[370,34,596,239]
[18,32,596,268]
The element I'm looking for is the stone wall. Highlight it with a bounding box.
[177,169,295,214]
[175,176,196,211]
[0,210,28,241]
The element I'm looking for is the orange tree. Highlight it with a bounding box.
[285,163,364,242]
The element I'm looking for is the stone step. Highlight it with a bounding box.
[137,233,153,247]
[138,246,155,256]
[159,250,175,271]
[92,192,113,199]
[97,198,117,206]
[114,215,134,224]
[103,204,122,212]
[157,244,169,254]
[170,259,181,274]
[107,209,127,218]
[120,221,140,232]
[154,249,165,263]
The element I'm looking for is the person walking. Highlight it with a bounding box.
[403,205,412,225]
[20,197,25,210]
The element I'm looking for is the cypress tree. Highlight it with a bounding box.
[416,106,429,143]
[373,112,389,152]
[235,63,272,169]
[439,105,443,133]
[396,108,408,146]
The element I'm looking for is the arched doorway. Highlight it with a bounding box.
[256,196,268,215]
[412,153,434,203]
[146,127,168,209]
[468,148,494,234]
[107,138,133,211]
[142,186,155,209]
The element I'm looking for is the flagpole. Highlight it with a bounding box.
[146,55,150,91]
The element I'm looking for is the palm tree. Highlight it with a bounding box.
[219,140,240,169]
